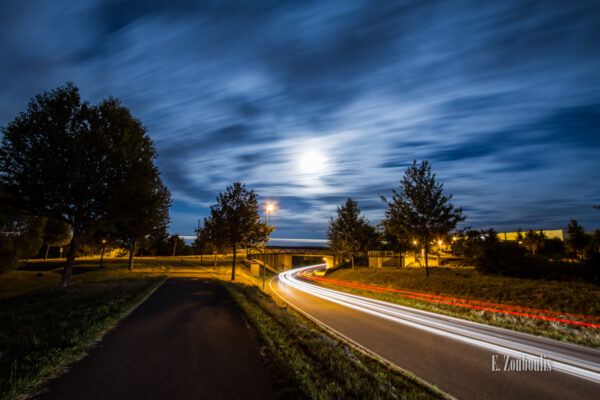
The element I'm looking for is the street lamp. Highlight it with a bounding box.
[413,240,418,260]
[263,203,276,290]
[266,203,275,224]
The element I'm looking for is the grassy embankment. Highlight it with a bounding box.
[320,267,600,347]
[0,259,170,400]
[223,280,446,400]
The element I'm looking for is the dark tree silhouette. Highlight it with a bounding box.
[196,216,226,267]
[327,198,373,269]
[381,160,465,276]
[0,84,108,287]
[523,229,545,256]
[208,183,273,280]
[43,219,71,260]
[0,83,170,286]
[566,219,589,259]
[94,98,171,270]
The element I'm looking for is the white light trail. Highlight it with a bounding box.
[275,265,600,384]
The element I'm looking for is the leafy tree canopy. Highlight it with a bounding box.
[43,218,71,259]
[0,83,170,286]
[327,198,375,268]
[208,183,273,280]
[381,160,465,276]
[566,219,589,259]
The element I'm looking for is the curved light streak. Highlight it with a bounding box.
[275,265,600,384]
[304,274,600,326]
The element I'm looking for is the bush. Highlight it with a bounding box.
[538,238,565,259]
[474,241,542,278]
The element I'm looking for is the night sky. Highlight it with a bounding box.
[1,1,599,239]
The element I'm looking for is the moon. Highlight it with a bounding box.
[298,150,327,175]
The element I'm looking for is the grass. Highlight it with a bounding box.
[322,266,600,347]
[0,255,245,299]
[222,280,446,400]
[0,259,167,400]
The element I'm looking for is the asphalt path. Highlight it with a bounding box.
[37,278,276,400]
[271,267,600,400]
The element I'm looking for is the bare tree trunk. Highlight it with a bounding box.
[172,238,177,257]
[129,241,136,271]
[425,243,429,277]
[100,245,106,268]
[45,244,50,260]
[351,255,355,269]
[60,233,80,289]
[200,253,203,263]
[231,243,237,280]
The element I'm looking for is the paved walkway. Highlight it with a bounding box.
[37,278,276,400]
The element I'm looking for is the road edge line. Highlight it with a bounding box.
[269,276,457,400]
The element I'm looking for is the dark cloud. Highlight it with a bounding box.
[1,0,599,237]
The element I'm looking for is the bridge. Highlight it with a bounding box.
[180,236,411,271]
[246,247,412,273]
[247,247,336,272]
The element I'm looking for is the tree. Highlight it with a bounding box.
[1,84,104,287]
[196,216,225,267]
[522,229,545,256]
[381,160,465,276]
[194,220,215,263]
[146,229,171,256]
[566,219,589,259]
[589,230,600,255]
[100,99,172,270]
[168,234,186,257]
[0,83,169,286]
[43,219,71,259]
[0,213,46,272]
[208,183,273,280]
[327,198,373,269]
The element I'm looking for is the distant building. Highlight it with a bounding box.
[497,230,564,241]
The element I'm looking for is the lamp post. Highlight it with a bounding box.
[413,240,418,261]
[100,239,107,268]
[263,203,275,290]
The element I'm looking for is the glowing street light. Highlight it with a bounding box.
[265,203,275,224]
[263,203,276,290]
[100,239,107,268]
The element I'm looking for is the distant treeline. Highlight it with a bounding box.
[451,221,600,283]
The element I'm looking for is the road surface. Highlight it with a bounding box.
[271,265,600,400]
[37,278,276,400]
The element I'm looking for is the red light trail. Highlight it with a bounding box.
[299,268,600,329]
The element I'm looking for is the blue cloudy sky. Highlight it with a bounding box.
[1,0,599,239]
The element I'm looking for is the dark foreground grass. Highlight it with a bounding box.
[222,281,446,400]
[0,275,166,400]
[323,267,600,347]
